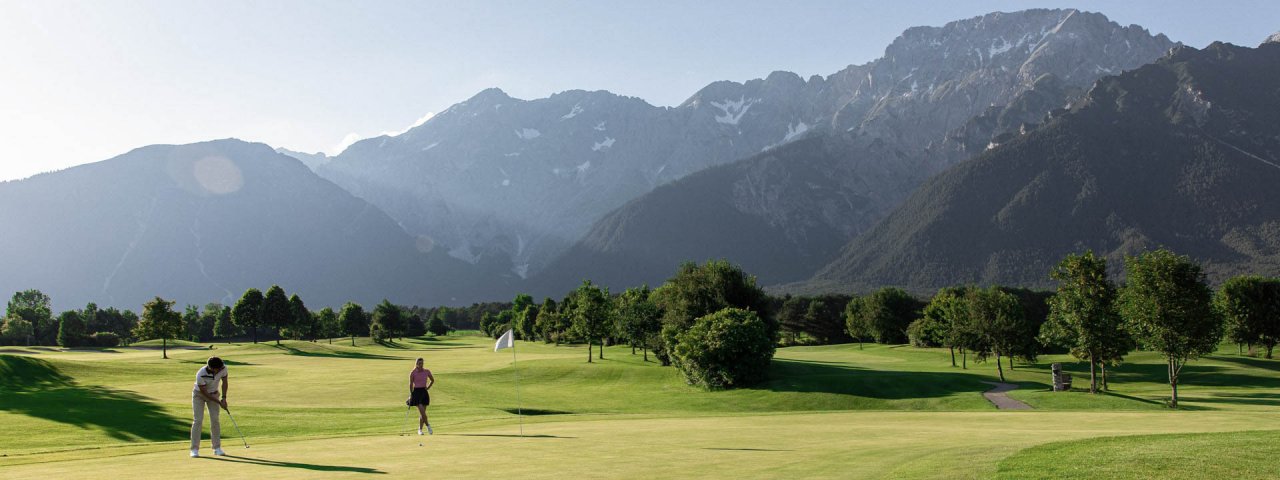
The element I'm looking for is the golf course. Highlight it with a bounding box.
[2,335,1278,479]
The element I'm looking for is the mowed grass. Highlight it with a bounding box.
[2,335,1279,478]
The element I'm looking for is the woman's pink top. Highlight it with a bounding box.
[410,368,431,388]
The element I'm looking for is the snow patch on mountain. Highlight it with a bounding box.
[710,97,756,125]
[592,137,616,151]
[422,142,439,151]
[515,128,542,140]
[594,121,607,131]
[783,122,810,142]
[561,104,584,120]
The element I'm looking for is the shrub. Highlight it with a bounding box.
[427,316,449,336]
[89,332,121,347]
[907,317,946,347]
[672,307,775,389]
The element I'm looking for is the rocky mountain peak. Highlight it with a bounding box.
[1265,31,1280,45]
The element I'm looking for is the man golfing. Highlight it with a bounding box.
[407,357,435,435]
[190,356,229,457]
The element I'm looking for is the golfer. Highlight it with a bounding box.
[407,357,435,435]
[190,356,229,457]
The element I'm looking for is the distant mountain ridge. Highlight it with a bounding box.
[0,139,471,310]
[321,8,1174,289]
[532,9,1177,295]
[810,41,1280,292]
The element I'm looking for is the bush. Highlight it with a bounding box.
[89,332,121,347]
[672,307,775,389]
[370,323,389,342]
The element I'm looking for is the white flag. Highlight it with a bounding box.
[494,329,514,352]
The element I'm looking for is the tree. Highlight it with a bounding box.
[214,305,238,342]
[96,307,138,342]
[7,289,54,345]
[854,287,922,344]
[371,299,404,343]
[262,285,292,345]
[339,302,368,346]
[534,298,563,343]
[287,294,315,341]
[316,307,340,343]
[804,295,852,344]
[181,305,200,342]
[1117,249,1223,408]
[1042,251,1133,393]
[509,294,537,340]
[2,315,34,345]
[965,287,1026,382]
[81,302,100,335]
[652,260,773,366]
[615,286,662,360]
[133,297,184,359]
[405,313,427,337]
[844,296,868,349]
[232,288,264,344]
[569,281,611,362]
[777,295,809,345]
[56,310,86,347]
[427,315,449,336]
[1215,276,1280,359]
[193,303,220,342]
[672,308,775,389]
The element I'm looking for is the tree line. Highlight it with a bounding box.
[5,248,1273,404]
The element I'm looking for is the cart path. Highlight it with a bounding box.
[981,381,1032,410]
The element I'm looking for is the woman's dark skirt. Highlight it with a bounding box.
[408,387,430,406]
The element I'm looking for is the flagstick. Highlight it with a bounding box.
[512,337,523,437]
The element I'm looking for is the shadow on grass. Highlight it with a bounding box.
[1212,355,1280,372]
[0,355,187,442]
[500,408,573,416]
[442,433,574,439]
[1021,360,1280,389]
[270,344,399,360]
[702,447,794,452]
[208,455,385,474]
[754,358,989,399]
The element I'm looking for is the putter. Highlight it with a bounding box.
[224,407,249,449]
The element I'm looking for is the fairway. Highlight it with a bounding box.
[3,336,1279,478]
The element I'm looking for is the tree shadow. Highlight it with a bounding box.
[499,408,573,416]
[1212,355,1280,372]
[1020,361,1280,389]
[442,433,574,439]
[270,344,399,360]
[0,355,187,442]
[207,455,386,474]
[753,358,990,399]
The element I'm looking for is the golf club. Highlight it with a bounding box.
[224,407,249,449]
[400,405,412,436]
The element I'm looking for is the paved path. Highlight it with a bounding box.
[981,381,1033,410]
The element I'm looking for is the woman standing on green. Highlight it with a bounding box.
[407,357,435,435]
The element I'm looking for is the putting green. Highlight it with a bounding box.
[2,335,1278,478]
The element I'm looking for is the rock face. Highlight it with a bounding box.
[532,9,1176,294]
[0,139,471,310]
[322,9,1173,286]
[812,42,1280,292]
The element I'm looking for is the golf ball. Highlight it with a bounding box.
[418,443,423,446]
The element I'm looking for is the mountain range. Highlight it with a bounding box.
[7,8,1277,311]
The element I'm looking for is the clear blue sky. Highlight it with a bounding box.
[2,1,1277,181]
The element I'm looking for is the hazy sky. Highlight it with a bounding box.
[2,1,1277,182]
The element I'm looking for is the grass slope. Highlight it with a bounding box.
[2,336,1278,478]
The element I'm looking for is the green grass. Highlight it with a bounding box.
[1,336,1278,478]
[996,430,1280,479]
